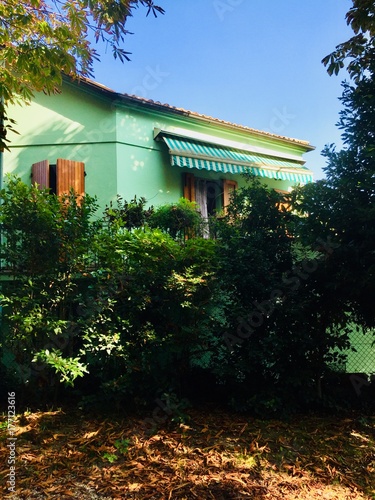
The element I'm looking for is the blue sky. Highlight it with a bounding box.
[91,0,354,180]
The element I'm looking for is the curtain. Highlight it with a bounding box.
[195,178,209,238]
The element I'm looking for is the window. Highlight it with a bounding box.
[195,178,224,219]
[31,159,85,199]
[183,173,237,218]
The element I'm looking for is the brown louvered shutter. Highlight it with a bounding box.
[275,189,291,212]
[223,179,237,210]
[183,173,195,202]
[31,160,50,189]
[56,159,85,199]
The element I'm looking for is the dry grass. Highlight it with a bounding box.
[1,407,374,499]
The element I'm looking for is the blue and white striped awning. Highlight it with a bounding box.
[160,135,313,184]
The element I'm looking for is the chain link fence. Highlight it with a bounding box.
[344,326,375,375]
[334,325,375,375]
[328,325,375,376]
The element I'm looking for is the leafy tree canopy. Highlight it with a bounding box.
[322,0,375,81]
[0,0,164,150]
[295,0,375,327]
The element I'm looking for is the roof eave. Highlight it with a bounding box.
[63,75,316,153]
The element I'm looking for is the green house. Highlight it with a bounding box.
[3,77,314,213]
[2,77,374,378]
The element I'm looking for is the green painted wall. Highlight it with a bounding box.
[4,84,118,209]
[3,79,312,211]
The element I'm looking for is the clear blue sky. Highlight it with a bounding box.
[91,0,354,180]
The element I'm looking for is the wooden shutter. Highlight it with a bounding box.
[56,159,85,199]
[183,173,195,202]
[223,179,237,210]
[31,160,50,189]
[275,189,291,212]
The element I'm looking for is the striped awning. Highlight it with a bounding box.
[160,135,313,184]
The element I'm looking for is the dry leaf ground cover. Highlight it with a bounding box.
[1,406,374,499]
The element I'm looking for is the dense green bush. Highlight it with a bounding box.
[0,176,360,414]
[103,195,154,230]
[202,176,355,414]
[0,180,224,408]
[0,177,100,400]
[148,197,203,240]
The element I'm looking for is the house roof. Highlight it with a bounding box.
[69,76,315,152]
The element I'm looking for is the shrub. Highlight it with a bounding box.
[148,198,203,240]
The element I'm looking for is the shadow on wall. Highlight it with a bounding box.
[4,91,121,206]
